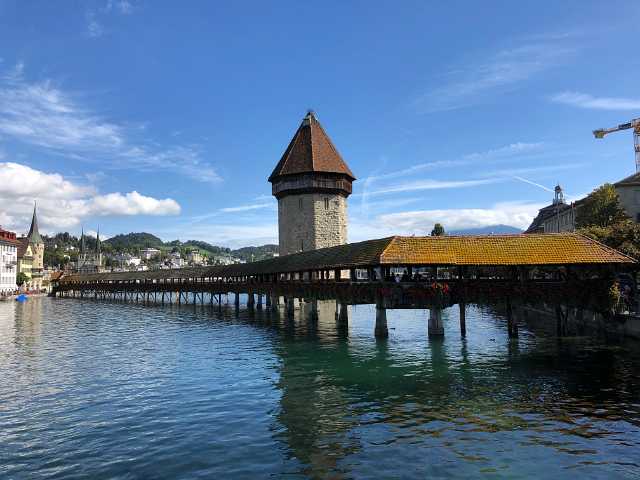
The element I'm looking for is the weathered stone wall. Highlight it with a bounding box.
[278,193,348,256]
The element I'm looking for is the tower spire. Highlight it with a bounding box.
[28,201,43,244]
[80,227,86,254]
[96,227,101,255]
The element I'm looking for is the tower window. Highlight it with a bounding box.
[300,240,304,252]
[324,197,329,210]
[298,198,303,210]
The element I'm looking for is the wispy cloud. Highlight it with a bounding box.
[0,64,222,183]
[513,176,554,193]
[0,162,180,233]
[86,0,135,38]
[414,37,576,112]
[364,142,546,186]
[550,91,640,111]
[220,202,275,213]
[358,178,501,197]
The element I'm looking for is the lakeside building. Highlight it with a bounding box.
[76,229,104,274]
[186,249,204,265]
[526,185,578,234]
[613,172,640,222]
[0,226,18,294]
[17,205,45,291]
[527,173,640,234]
[269,111,356,256]
[140,248,161,260]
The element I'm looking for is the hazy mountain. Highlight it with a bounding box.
[448,225,523,235]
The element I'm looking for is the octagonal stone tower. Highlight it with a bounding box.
[269,111,356,256]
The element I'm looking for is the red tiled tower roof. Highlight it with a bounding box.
[269,111,355,182]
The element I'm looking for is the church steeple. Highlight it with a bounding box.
[80,227,86,254]
[27,202,43,244]
[96,228,101,255]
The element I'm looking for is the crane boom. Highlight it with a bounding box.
[593,118,640,172]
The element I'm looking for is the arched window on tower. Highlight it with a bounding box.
[324,197,329,210]
[298,198,303,211]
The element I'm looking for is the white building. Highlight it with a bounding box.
[0,227,18,295]
[186,249,204,265]
[141,247,161,260]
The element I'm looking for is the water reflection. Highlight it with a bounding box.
[0,298,639,478]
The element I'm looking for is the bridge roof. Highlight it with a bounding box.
[60,233,634,284]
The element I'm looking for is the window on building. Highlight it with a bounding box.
[300,240,304,252]
[298,198,303,210]
[324,197,329,210]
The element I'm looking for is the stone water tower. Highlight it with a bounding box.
[269,111,356,256]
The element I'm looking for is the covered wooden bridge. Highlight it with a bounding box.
[54,233,636,338]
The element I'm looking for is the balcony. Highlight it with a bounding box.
[272,174,352,197]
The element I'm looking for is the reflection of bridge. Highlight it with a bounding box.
[54,234,635,338]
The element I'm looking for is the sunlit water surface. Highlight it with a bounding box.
[1,297,639,479]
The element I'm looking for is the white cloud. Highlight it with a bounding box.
[550,91,640,111]
[0,162,181,234]
[415,38,576,112]
[89,191,180,216]
[0,64,221,183]
[355,201,543,239]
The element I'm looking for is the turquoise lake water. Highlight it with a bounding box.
[1,297,639,479]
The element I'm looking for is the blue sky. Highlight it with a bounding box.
[1,1,639,247]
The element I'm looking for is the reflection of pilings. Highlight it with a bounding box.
[428,307,444,337]
[308,299,319,322]
[459,302,466,337]
[336,302,348,326]
[375,300,388,338]
[286,297,295,319]
[507,298,518,338]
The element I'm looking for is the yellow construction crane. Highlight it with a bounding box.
[593,118,640,172]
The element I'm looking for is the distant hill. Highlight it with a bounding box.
[449,225,523,235]
[42,230,280,267]
[104,232,164,250]
[232,244,279,262]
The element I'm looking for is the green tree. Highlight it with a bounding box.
[579,220,640,259]
[576,183,628,228]
[431,223,445,236]
[16,272,29,286]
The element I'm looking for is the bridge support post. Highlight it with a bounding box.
[459,302,466,337]
[375,300,388,339]
[428,307,444,337]
[257,294,263,310]
[247,293,255,310]
[265,294,271,308]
